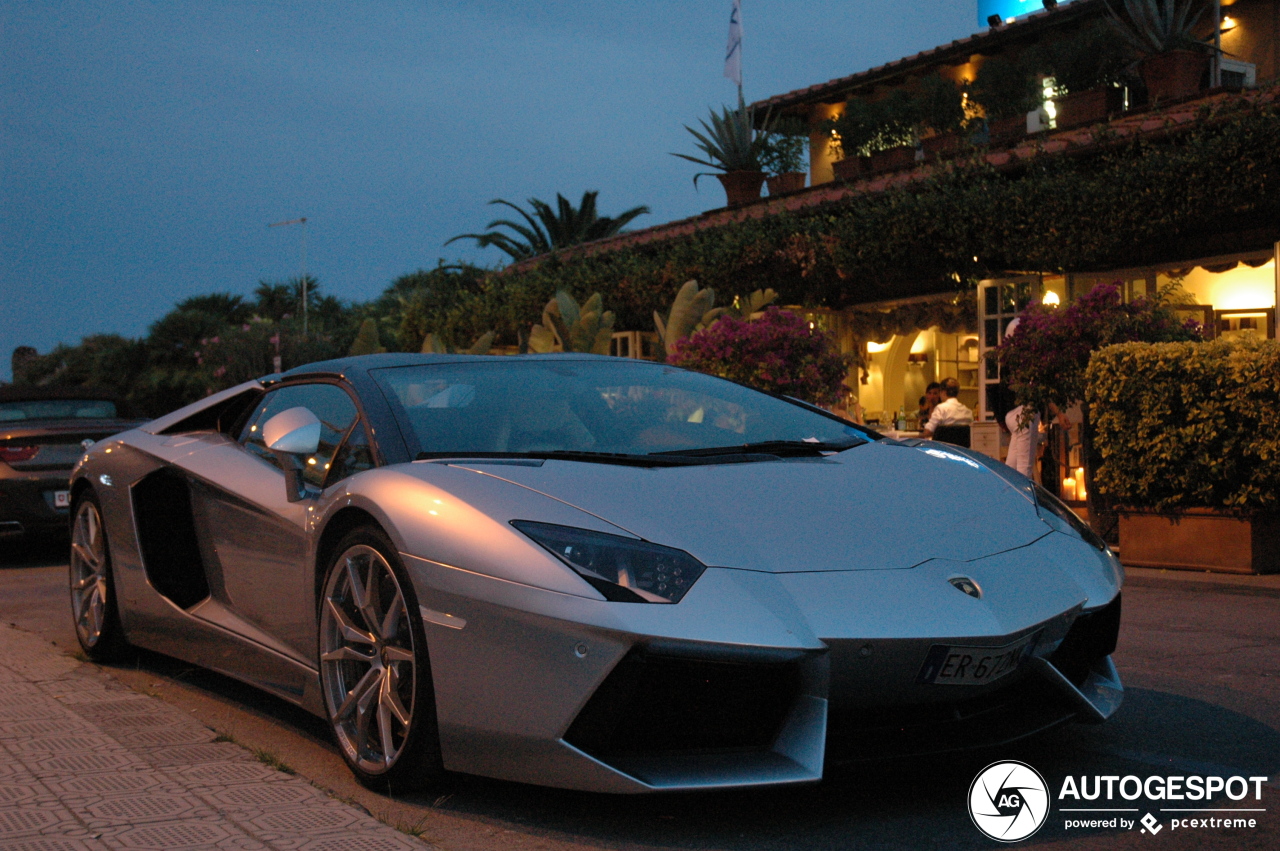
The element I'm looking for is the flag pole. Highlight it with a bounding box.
[725,0,743,96]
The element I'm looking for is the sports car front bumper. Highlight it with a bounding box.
[403,531,1123,793]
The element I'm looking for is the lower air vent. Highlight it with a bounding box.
[1050,594,1122,686]
[565,649,800,758]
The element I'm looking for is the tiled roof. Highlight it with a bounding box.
[504,86,1274,275]
[750,0,1105,112]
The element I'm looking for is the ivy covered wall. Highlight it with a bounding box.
[437,93,1280,347]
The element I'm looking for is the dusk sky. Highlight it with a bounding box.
[2,1,984,380]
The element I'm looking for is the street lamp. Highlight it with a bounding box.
[268,217,308,335]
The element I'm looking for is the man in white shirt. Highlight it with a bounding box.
[923,377,973,436]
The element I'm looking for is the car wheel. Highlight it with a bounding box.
[318,526,444,790]
[69,490,128,661]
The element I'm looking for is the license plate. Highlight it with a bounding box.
[53,490,70,508]
[917,633,1038,686]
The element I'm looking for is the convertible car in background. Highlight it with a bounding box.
[0,387,145,542]
[69,353,1123,793]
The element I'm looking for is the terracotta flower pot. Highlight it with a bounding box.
[921,132,964,162]
[1054,87,1125,130]
[867,145,916,174]
[986,115,1026,144]
[766,171,806,195]
[1140,50,1209,103]
[831,157,868,180]
[1117,508,1280,574]
[714,170,766,206]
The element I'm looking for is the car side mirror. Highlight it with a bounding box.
[262,407,321,502]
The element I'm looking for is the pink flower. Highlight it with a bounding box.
[668,308,851,405]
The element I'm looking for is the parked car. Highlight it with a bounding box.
[0,387,145,542]
[69,354,1123,793]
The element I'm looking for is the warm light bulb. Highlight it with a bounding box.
[1043,291,1061,306]
[1220,15,1237,31]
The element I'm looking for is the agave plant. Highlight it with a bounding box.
[1105,0,1211,55]
[671,93,773,185]
[446,191,650,262]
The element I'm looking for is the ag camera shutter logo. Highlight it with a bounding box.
[969,761,1050,842]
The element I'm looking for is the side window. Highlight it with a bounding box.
[239,384,361,488]
[329,422,375,484]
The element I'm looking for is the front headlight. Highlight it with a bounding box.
[511,520,706,603]
[1034,484,1108,552]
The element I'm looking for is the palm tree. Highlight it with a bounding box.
[446,191,649,262]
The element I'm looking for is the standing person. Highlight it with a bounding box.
[997,318,1073,480]
[923,377,973,436]
[998,318,1037,478]
[990,371,1036,478]
[1003,401,1040,479]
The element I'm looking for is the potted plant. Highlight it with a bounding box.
[915,73,967,161]
[760,117,808,195]
[1087,337,1280,574]
[671,93,770,206]
[865,89,920,172]
[823,92,918,177]
[970,56,1042,143]
[824,98,878,179]
[1031,22,1131,128]
[1106,0,1214,103]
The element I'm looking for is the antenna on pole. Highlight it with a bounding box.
[268,217,308,336]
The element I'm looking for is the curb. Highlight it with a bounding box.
[1123,567,1280,599]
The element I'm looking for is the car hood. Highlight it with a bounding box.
[435,441,1051,573]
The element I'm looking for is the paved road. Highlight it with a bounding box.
[2,537,1278,850]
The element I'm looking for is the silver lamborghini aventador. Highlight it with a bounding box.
[68,353,1123,793]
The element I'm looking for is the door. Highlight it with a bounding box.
[179,381,367,661]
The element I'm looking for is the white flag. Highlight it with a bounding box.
[724,0,742,86]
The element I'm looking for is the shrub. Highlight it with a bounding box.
[198,321,346,387]
[667,307,852,406]
[1086,337,1280,513]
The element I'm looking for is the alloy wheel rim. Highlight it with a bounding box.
[69,501,108,647]
[319,544,416,774]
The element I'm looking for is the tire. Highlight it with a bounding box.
[318,526,444,791]
[69,490,129,661]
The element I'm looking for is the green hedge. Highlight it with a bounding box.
[447,92,1280,342]
[1086,338,1280,513]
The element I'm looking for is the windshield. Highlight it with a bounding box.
[372,359,866,459]
[0,399,118,422]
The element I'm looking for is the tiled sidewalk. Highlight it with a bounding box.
[0,624,429,851]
